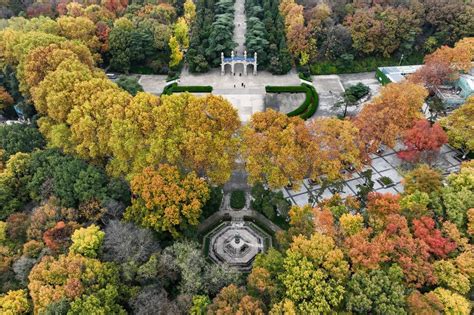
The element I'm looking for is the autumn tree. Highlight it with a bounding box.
[28,253,124,314]
[279,0,309,64]
[345,6,421,58]
[42,221,79,254]
[306,118,361,183]
[242,109,309,189]
[249,248,285,305]
[0,152,32,219]
[442,162,474,231]
[69,224,105,258]
[183,0,196,25]
[0,30,64,67]
[354,81,428,153]
[0,87,14,110]
[346,215,435,287]
[177,94,240,184]
[406,290,443,314]
[124,164,209,237]
[276,205,314,249]
[424,37,474,74]
[430,288,472,315]
[313,207,336,238]
[412,216,456,258]
[402,164,443,196]
[169,35,183,67]
[397,120,448,164]
[0,289,30,314]
[145,93,241,185]
[339,213,364,237]
[18,41,94,95]
[30,58,101,123]
[344,228,393,271]
[280,233,349,313]
[399,191,431,221]
[56,16,101,59]
[67,84,131,159]
[174,17,189,49]
[409,61,452,92]
[107,92,160,178]
[206,284,265,314]
[382,215,435,287]
[440,96,474,159]
[366,192,401,231]
[433,259,471,295]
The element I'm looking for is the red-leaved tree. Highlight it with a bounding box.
[412,216,456,258]
[397,119,448,164]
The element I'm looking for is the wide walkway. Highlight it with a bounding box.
[233,0,246,54]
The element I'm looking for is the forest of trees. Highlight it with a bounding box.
[0,0,195,74]
[0,0,474,314]
[278,0,474,73]
[1,0,471,75]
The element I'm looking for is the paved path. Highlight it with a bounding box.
[198,209,282,234]
[138,75,167,95]
[233,0,246,54]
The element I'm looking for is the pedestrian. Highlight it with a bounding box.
[241,82,244,87]
[234,84,236,88]
[239,73,241,77]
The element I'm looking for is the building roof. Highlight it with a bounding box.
[379,65,423,83]
[460,74,474,91]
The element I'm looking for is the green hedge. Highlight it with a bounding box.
[265,85,307,93]
[162,83,213,95]
[375,68,392,85]
[266,83,319,120]
[230,190,246,209]
[298,72,312,82]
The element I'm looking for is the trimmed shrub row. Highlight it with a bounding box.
[266,83,319,120]
[230,190,246,210]
[162,83,213,95]
[265,85,307,93]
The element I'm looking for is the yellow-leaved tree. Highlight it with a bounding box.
[124,164,210,237]
[242,109,309,189]
[306,118,361,182]
[107,92,161,178]
[18,41,94,96]
[147,93,240,185]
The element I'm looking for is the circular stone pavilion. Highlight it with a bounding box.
[204,221,271,271]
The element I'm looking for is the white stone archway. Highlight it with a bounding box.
[221,51,257,76]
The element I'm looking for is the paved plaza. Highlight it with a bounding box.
[312,72,381,118]
[138,69,381,121]
[179,68,301,121]
[280,144,463,206]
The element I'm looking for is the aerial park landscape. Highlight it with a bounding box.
[0,0,473,313]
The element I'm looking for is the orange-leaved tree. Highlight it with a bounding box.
[354,81,428,153]
[124,164,209,237]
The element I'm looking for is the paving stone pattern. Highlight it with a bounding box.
[281,144,463,206]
